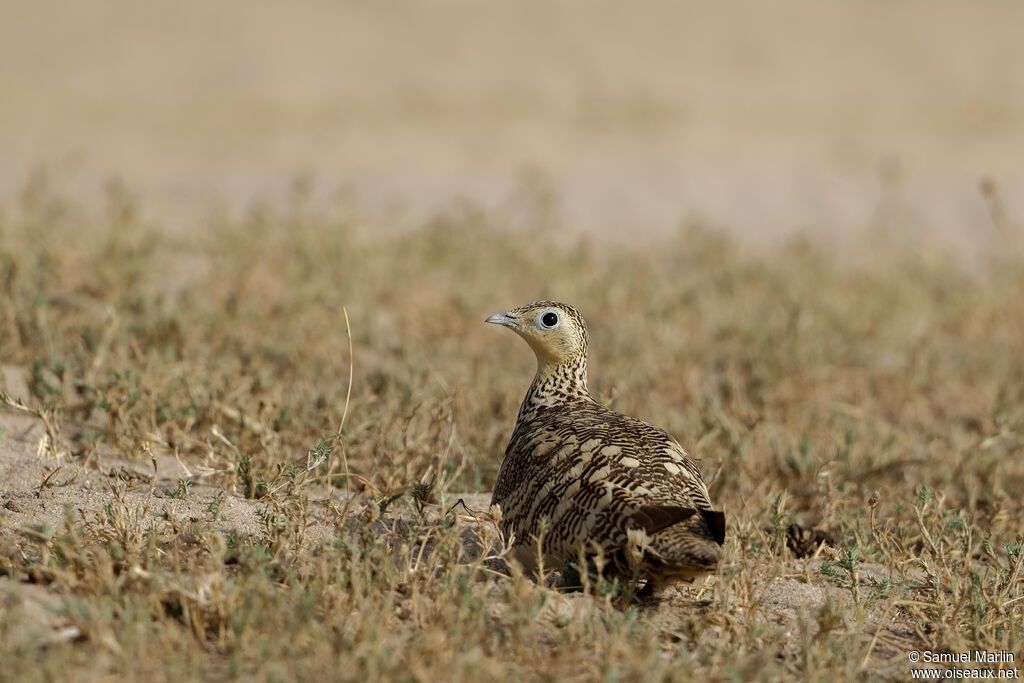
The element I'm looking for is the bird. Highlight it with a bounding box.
[486,300,725,597]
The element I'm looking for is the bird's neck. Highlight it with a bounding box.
[517,355,592,422]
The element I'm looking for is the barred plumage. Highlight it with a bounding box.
[487,301,725,595]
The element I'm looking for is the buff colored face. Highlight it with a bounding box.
[485,304,583,364]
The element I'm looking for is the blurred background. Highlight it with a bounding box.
[1,0,1022,243]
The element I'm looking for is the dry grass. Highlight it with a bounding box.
[0,175,1022,682]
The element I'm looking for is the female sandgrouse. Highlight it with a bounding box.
[487,301,725,595]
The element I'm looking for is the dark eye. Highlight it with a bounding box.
[541,311,559,328]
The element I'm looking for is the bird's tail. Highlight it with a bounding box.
[645,508,725,577]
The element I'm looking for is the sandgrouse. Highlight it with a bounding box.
[487,301,725,595]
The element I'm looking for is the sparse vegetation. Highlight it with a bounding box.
[0,177,1022,681]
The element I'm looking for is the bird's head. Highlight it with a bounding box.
[485,300,589,368]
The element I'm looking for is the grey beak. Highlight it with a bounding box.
[485,312,516,327]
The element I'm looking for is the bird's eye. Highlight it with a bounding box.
[541,311,559,328]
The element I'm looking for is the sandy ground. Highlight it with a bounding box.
[1,362,912,666]
[0,403,900,655]
[1,0,1022,241]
